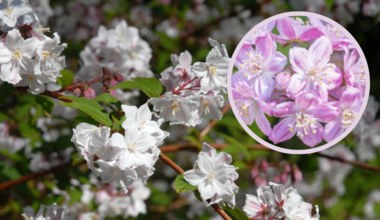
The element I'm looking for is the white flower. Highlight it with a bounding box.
[192,44,229,92]
[71,123,110,170]
[194,94,224,120]
[0,29,38,84]
[36,33,67,74]
[243,183,319,220]
[183,142,238,206]
[0,1,32,28]
[22,203,74,220]
[121,103,168,145]
[150,93,199,127]
[109,125,157,168]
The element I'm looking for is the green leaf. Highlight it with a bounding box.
[94,93,120,104]
[173,174,197,193]
[57,69,75,87]
[113,77,163,98]
[61,96,112,126]
[222,206,249,220]
[36,95,54,113]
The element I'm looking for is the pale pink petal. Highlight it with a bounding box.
[300,122,323,147]
[323,120,343,142]
[265,51,287,75]
[235,44,254,68]
[276,17,296,40]
[286,74,307,98]
[255,110,272,136]
[272,102,296,117]
[289,47,310,74]
[269,117,296,144]
[308,104,338,123]
[340,87,362,109]
[295,92,319,112]
[252,74,274,100]
[255,34,275,58]
[309,36,333,66]
[299,27,323,41]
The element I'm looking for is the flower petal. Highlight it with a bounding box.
[299,122,323,147]
[289,47,310,74]
[308,104,338,123]
[276,17,296,40]
[299,27,323,42]
[255,34,275,59]
[255,110,272,136]
[309,36,333,66]
[295,92,319,112]
[286,74,307,98]
[323,120,343,142]
[269,117,296,144]
[340,87,362,109]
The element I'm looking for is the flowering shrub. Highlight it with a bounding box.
[0,1,380,220]
[231,16,367,148]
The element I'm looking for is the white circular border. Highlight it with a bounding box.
[227,11,371,154]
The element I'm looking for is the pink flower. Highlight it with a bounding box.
[270,92,338,147]
[287,36,342,99]
[276,17,323,44]
[235,33,287,99]
[343,48,366,94]
[232,76,272,136]
[323,87,362,142]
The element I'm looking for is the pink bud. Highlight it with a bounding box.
[292,164,303,182]
[260,160,269,171]
[280,172,288,183]
[114,74,124,82]
[275,71,291,90]
[73,88,82,97]
[84,87,96,99]
[251,167,259,178]
[109,79,119,87]
[109,89,117,97]
[255,176,268,187]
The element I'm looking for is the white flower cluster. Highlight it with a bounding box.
[96,180,150,218]
[183,142,238,206]
[149,39,229,127]
[0,0,66,94]
[244,182,319,220]
[78,20,153,81]
[22,203,73,220]
[71,103,168,191]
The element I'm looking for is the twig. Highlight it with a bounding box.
[199,104,231,139]
[316,152,380,172]
[158,152,231,220]
[0,160,85,191]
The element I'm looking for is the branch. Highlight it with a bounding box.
[316,152,380,172]
[0,160,85,191]
[159,152,232,220]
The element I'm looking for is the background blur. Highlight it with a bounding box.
[1,0,380,219]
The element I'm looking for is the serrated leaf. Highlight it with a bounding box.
[57,69,74,87]
[222,206,249,220]
[61,96,112,126]
[173,174,197,193]
[113,77,163,98]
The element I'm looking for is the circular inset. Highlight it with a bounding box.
[227,12,370,154]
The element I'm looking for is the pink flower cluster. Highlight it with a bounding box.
[232,16,367,147]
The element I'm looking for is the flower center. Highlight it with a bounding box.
[171,99,180,116]
[201,98,210,115]
[207,172,215,182]
[208,65,217,76]
[5,7,13,16]
[12,49,22,60]
[243,52,263,77]
[294,112,317,138]
[239,103,250,117]
[42,50,51,60]
[341,109,355,128]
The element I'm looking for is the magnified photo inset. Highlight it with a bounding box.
[228,12,370,152]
